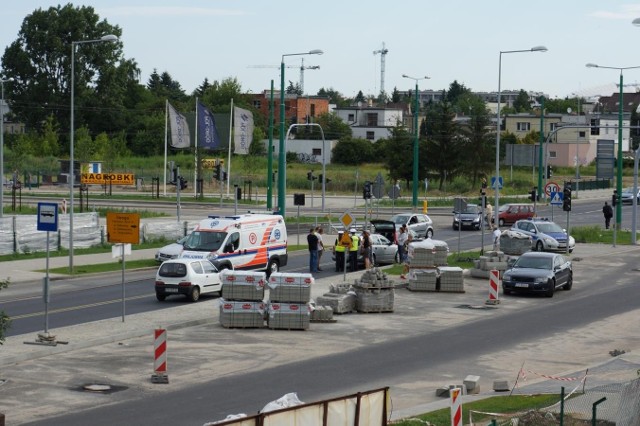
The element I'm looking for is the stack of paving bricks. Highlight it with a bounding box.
[219,270,267,328]
[267,272,313,330]
[499,229,532,255]
[353,268,395,313]
[469,250,509,279]
[408,269,438,292]
[430,239,450,266]
[437,266,465,293]
[407,239,449,291]
[316,283,357,314]
[310,304,334,322]
[407,239,437,267]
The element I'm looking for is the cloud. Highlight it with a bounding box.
[590,4,640,20]
[97,6,244,18]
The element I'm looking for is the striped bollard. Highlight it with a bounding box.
[485,269,500,305]
[151,328,169,384]
[450,387,462,426]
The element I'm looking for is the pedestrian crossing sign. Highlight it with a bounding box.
[550,191,563,206]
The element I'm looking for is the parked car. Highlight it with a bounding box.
[155,258,222,302]
[369,219,422,244]
[389,213,434,239]
[494,203,535,226]
[331,232,399,268]
[452,204,482,230]
[155,236,188,263]
[502,251,572,297]
[620,188,640,205]
[511,218,576,253]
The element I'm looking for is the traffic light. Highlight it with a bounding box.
[318,174,331,184]
[169,168,178,185]
[528,188,537,202]
[363,181,372,199]
[307,171,314,181]
[179,176,187,190]
[612,190,618,207]
[562,182,572,212]
[214,163,221,181]
[546,165,553,178]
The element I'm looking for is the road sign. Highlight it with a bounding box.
[339,211,355,230]
[491,176,503,190]
[388,184,401,199]
[372,182,384,199]
[550,191,564,206]
[106,212,140,244]
[544,181,561,197]
[37,202,58,232]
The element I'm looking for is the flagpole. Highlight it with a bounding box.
[194,98,199,197]
[227,98,233,197]
[164,99,168,196]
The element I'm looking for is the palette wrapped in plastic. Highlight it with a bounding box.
[267,302,310,330]
[219,299,265,328]
[220,270,266,301]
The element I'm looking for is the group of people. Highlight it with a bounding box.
[306,227,325,273]
[308,227,380,274]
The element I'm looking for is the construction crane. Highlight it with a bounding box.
[248,59,319,93]
[373,42,389,95]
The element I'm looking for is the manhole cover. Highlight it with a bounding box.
[76,383,127,394]
[84,384,111,392]
[455,304,498,310]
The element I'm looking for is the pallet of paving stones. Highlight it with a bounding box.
[219,299,266,328]
[353,285,394,313]
[310,305,336,323]
[407,239,450,268]
[268,272,313,303]
[316,292,356,314]
[437,266,465,293]
[499,230,532,255]
[354,267,393,288]
[407,268,439,292]
[267,302,310,330]
[219,270,266,301]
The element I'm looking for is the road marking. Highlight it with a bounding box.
[10,294,151,320]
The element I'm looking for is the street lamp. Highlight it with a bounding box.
[1,77,14,219]
[586,62,640,231]
[278,49,323,217]
[402,74,430,209]
[69,34,117,272]
[494,46,547,227]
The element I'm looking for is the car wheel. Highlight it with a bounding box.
[535,241,544,252]
[545,279,555,298]
[503,287,511,295]
[156,293,166,302]
[266,259,279,277]
[189,286,201,302]
[372,253,378,267]
[426,229,434,239]
[564,272,573,290]
[452,224,458,230]
[499,218,505,227]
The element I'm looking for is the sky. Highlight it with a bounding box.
[3,1,640,101]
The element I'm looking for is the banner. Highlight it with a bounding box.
[197,101,221,150]
[167,102,191,148]
[233,106,254,155]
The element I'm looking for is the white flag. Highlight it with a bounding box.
[168,102,191,148]
[233,106,254,155]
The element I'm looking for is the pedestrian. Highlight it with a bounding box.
[397,224,408,263]
[399,232,413,279]
[492,226,501,252]
[361,230,373,269]
[603,201,613,230]
[315,227,324,271]
[348,228,360,272]
[307,228,319,273]
[485,202,493,228]
[333,231,348,271]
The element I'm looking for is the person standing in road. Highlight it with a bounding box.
[397,224,408,263]
[361,230,373,269]
[315,227,324,271]
[307,228,319,273]
[348,228,360,272]
[603,201,613,230]
[333,231,348,272]
[492,226,501,251]
[485,202,493,228]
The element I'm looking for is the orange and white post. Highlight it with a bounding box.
[151,328,169,383]
[450,387,462,426]
[486,269,500,305]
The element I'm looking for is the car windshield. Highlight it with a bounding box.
[498,205,510,212]
[390,215,410,225]
[460,205,479,214]
[514,256,552,270]
[159,262,188,277]
[183,231,227,251]
[536,222,564,233]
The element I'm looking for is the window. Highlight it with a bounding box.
[348,113,355,121]
[549,123,558,131]
[366,131,375,140]
[579,131,586,138]
[549,151,557,158]
[366,113,378,126]
[590,119,600,135]
[253,100,261,109]
[312,148,321,156]
[517,122,531,132]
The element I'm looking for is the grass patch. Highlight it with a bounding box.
[0,241,170,262]
[45,259,159,275]
[570,225,632,244]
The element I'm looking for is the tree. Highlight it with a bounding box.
[201,77,243,111]
[513,89,532,113]
[39,115,61,157]
[285,81,302,95]
[317,87,348,107]
[331,137,375,165]
[1,4,132,137]
[456,93,494,187]
[391,87,402,103]
[425,100,462,190]
[74,126,94,166]
[194,78,212,97]
[354,91,366,104]
[446,80,470,107]
[307,112,352,141]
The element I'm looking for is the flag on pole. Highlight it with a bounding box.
[167,102,191,148]
[233,106,254,155]
[197,101,221,150]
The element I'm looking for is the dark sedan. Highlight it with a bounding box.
[502,252,572,298]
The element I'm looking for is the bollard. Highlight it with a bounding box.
[449,387,462,426]
[485,269,500,305]
[151,328,169,384]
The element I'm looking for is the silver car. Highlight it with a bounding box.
[155,236,187,262]
[389,213,434,239]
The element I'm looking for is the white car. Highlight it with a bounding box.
[155,236,187,262]
[155,258,222,302]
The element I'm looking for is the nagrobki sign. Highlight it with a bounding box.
[81,173,135,185]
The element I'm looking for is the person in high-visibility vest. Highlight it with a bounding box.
[333,231,348,272]
[348,228,360,272]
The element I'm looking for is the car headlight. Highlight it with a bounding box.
[207,253,219,261]
[473,217,480,223]
[543,236,557,244]
[533,277,547,284]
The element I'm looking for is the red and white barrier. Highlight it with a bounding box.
[151,328,169,383]
[485,269,500,305]
[450,387,462,426]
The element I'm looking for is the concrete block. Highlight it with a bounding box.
[493,380,510,392]
[464,375,480,394]
[435,387,449,397]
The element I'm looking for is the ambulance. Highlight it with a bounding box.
[179,214,288,276]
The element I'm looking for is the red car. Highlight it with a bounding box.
[495,203,535,226]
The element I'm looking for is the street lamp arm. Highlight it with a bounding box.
[282,50,323,62]
[500,45,547,55]
[72,34,118,47]
[586,63,640,72]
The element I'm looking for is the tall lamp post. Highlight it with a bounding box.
[586,62,640,230]
[69,34,118,272]
[494,46,547,227]
[1,77,14,219]
[278,49,323,217]
[402,74,430,209]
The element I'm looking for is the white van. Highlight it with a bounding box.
[180,214,288,276]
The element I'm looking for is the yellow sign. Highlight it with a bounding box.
[81,173,135,185]
[202,158,225,169]
[340,233,352,247]
[106,212,140,244]
[339,212,355,229]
